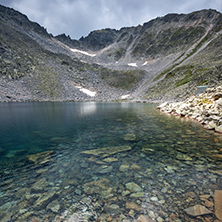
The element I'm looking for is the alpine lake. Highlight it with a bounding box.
[0,102,221,222]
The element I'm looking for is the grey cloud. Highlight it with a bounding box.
[0,0,221,39]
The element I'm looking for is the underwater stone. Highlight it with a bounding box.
[126,202,141,211]
[26,151,54,165]
[35,191,56,209]
[31,178,48,192]
[98,165,113,174]
[130,163,141,170]
[184,204,212,217]
[119,164,129,172]
[81,145,132,157]
[124,133,137,141]
[176,153,192,161]
[46,200,60,213]
[214,190,222,220]
[103,157,118,162]
[137,215,151,222]
[125,182,143,192]
[130,192,144,198]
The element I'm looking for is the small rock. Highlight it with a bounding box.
[130,192,144,198]
[150,196,158,202]
[32,178,48,192]
[46,200,60,213]
[137,215,151,222]
[215,125,222,134]
[211,154,222,160]
[103,157,118,162]
[124,133,137,141]
[126,202,141,211]
[122,190,131,196]
[26,151,54,165]
[98,165,113,174]
[130,163,141,170]
[125,182,143,192]
[176,153,192,161]
[119,164,129,172]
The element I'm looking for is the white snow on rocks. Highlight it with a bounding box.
[75,85,96,97]
[70,48,96,57]
[128,63,137,67]
[121,94,130,99]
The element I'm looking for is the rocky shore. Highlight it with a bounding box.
[157,85,222,134]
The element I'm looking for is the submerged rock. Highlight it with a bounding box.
[34,191,56,209]
[124,133,137,141]
[184,204,212,217]
[214,190,222,220]
[137,215,151,222]
[103,157,118,162]
[176,153,192,161]
[119,164,130,172]
[125,182,143,192]
[81,145,132,157]
[26,151,54,165]
[126,202,141,211]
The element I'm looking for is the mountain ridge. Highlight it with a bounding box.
[0,4,222,102]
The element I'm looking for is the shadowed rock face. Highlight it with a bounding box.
[0,4,222,102]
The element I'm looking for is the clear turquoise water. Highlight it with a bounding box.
[0,102,221,221]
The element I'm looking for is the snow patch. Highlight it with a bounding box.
[75,85,96,97]
[128,63,137,67]
[121,94,130,99]
[142,61,148,66]
[70,48,96,57]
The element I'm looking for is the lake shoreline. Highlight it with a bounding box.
[157,85,222,134]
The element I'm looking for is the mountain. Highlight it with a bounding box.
[1,4,222,102]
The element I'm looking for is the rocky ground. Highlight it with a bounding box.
[157,85,222,134]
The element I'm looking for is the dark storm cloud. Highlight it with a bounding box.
[0,0,221,39]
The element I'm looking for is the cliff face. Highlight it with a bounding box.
[0,4,222,102]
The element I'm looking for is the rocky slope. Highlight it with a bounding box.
[157,85,222,133]
[0,4,222,102]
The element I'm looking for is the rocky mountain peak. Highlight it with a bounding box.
[0,5,222,102]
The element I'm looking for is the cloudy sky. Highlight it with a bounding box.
[0,0,222,39]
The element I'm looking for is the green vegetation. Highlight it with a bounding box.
[100,69,145,90]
